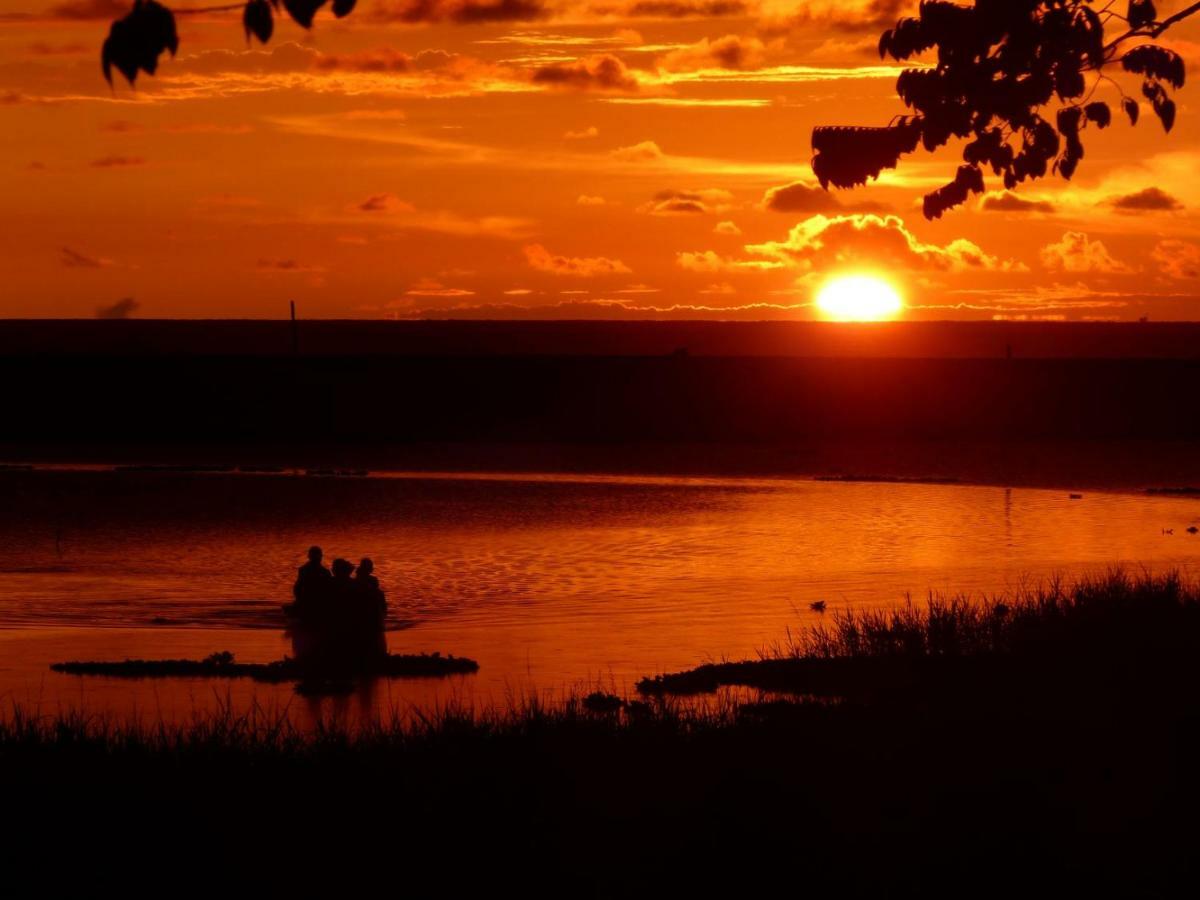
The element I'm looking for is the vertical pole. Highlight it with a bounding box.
[290,300,299,356]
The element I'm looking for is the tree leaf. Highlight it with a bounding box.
[332,0,356,17]
[1084,102,1111,129]
[1123,96,1140,125]
[1156,97,1176,132]
[100,0,178,87]
[243,0,274,45]
[1122,45,1185,89]
[1128,0,1157,31]
[282,0,327,29]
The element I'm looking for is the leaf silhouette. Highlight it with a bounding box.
[282,0,327,29]
[1122,46,1185,89]
[243,0,274,45]
[101,0,178,87]
[1085,102,1112,129]
[1123,96,1141,125]
[1128,0,1157,31]
[332,0,357,17]
[811,122,922,190]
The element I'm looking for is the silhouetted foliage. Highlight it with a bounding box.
[813,1,1199,219]
[100,0,360,85]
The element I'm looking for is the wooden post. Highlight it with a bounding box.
[290,301,299,356]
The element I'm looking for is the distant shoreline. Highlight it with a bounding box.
[3,439,1200,495]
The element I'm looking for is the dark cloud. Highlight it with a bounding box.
[531,54,639,92]
[313,47,462,74]
[1110,187,1184,213]
[315,48,416,73]
[980,191,1056,213]
[763,0,914,37]
[660,34,766,71]
[101,119,141,133]
[91,155,145,168]
[368,0,550,24]
[27,41,89,55]
[46,0,129,20]
[642,188,733,215]
[257,259,325,273]
[356,193,414,213]
[617,0,748,17]
[95,297,140,319]
[61,247,110,268]
[762,181,840,213]
[524,244,631,277]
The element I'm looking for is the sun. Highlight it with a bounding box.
[814,275,904,322]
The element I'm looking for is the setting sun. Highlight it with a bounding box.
[815,275,904,322]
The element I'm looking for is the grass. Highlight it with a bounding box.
[637,569,1200,698]
[6,571,1200,895]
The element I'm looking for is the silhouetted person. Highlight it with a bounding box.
[353,558,386,625]
[352,558,387,663]
[289,545,331,620]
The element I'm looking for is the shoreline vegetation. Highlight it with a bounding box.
[49,650,479,684]
[6,572,1200,892]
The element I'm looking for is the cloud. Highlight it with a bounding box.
[714,221,741,235]
[639,188,733,215]
[659,35,767,72]
[531,55,640,92]
[980,191,1056,213]
[743,214,1014,272]
[762,181,840,214]
[1152,240,1200,278]
[604,0,749,17]
[28,41,89,56]
[764,0,912,35]
[313,47,465,74]
[611,140,664,162]
[1040,232,1131,274]
[524,243,631,277]
[61,247,111,268]
[578,195,607,205]
[564,126,599,139]
[367,0,551,23]
[256,259,327,273]
[405,277,476,297]
[357,193,416,213]
[100,119,142,133]
[1109,187,1184,213]
[676,250,783,273]
[91,156,146,168]
[95,297,140,319]
[45,0,128,19]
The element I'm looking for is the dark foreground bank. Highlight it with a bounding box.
[4,572,1200,896]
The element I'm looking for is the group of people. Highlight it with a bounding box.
[284,545,388,672]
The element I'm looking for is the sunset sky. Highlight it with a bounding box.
[4,0,1200,320]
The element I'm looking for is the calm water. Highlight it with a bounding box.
[1,469,1198,721]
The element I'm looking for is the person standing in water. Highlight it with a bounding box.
[353,558,386,627]
[352,558,387,663]
[291,545,331,619]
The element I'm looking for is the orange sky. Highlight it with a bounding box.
[3,0,1200,320]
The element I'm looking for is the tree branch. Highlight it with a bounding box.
[1105,1,1200,53]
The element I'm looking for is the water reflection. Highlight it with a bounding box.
[0,469,1197,721]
